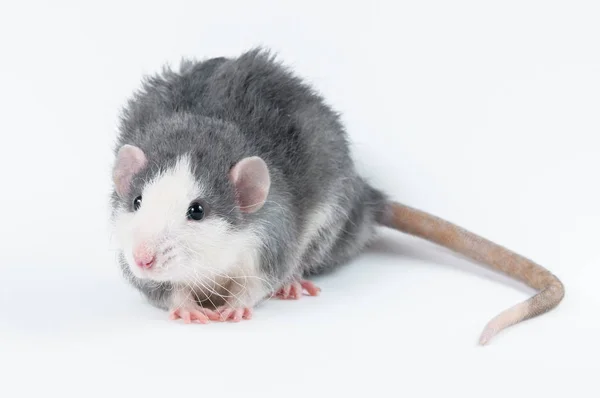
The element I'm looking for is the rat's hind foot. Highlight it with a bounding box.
[273,280,321,300]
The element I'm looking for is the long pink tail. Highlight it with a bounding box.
[379,201,564,345]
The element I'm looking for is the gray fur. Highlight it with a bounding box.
[111,47,389,307]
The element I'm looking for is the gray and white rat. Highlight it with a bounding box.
[110,48,564,345]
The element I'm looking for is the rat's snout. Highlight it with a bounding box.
[133,242,156,269]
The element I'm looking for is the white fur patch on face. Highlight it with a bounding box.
[113,155,258,284]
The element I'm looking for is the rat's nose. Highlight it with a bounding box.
[133,243,156,269]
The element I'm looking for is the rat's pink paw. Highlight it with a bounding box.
[273,280,321,300]
[215,306,253,322]
[169,306,220,324]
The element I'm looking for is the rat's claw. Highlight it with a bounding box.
[232,308,244,322]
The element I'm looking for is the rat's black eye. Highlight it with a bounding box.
[133,196,142,211]
[187,202,205,221]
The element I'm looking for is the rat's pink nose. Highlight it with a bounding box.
[133,244,156,269]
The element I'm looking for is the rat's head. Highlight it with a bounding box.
[110,144,270,283]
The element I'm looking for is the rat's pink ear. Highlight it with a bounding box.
[229,156,270,213]
[113,144,148,198]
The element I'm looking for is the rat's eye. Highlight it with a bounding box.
[133,196,142,211]
[187,201,205,221]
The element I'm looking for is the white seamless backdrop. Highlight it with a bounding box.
[0,1,598,397]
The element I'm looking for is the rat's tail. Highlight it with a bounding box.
[377,201,564,345]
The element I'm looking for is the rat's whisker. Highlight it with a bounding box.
[179,261,245,307]
[183,270,220,311]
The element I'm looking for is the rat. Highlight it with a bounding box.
[110,47,564,345]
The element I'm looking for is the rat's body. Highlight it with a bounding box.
[110,48,564,345]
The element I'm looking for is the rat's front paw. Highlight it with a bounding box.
[169,305,221,324]
[214,306,253,322]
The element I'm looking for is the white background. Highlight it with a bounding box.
[0,1,598,396]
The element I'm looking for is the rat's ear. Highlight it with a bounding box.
[113,144,148,198]
[229,156,270,213]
